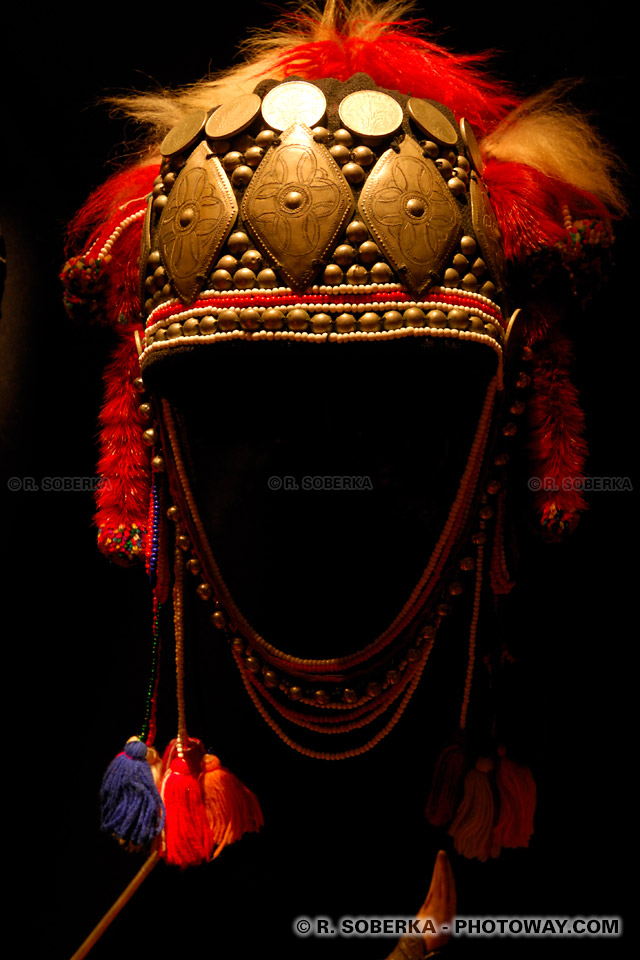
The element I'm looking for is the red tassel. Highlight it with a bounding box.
[425,740,468,827]
[200,755,263,858]
[493,749,536,849]
[448,758,497,862]
[160,739,213,867]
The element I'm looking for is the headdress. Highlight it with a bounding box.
[62,0,621,935]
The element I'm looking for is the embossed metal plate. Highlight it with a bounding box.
[161,109,208,157]
[407,99,458,147]
[261,82,327,132]
[241,122,355,289]
[205,93,262,140]
[460,118,484,175]
[138,192,153,304]
[157,141,239,303]
[338,90,403,141]
[470,174,506,294]
[358,135,463,294]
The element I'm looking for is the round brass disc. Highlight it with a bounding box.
[460,117,484,175]
[205,93,262,140]
[261,82,327,131]
[161,109,208,157]
[338,90,403,141]
[407,99,458,147]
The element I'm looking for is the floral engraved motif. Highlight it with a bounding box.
[359,137,462,294]
[158,142,238,303]
[242,124,354,289]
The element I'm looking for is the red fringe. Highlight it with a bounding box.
[200,755,264,857]
[493,753,536,849]
[271,17,520,138]
[160,755,214,867]
[483,160,611,262]
[95,330,151,564]
[526,331,588,532]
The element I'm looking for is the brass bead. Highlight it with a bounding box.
[366,681,382,698]
[239,308,261,330]
[447,176,466,197]
[329,144,350,165]
[166,322,183,339]
[406,647,421,661]
[510,400,526,415]
[359,312,381,331]
[241,249,263,271]
[231,637,244,654]
[289,686,303,701]
[257,268,277,289]
[335,312,356,332]
[196,582,213,601]
[448,581,464,596]
[447,308,469,329]
[486,480,501,495]
[142,427,156,446]
[516,372,531,389]
[312,126,330,142]
[386,669,400,685]
[479,504,495,519]
[262,307,285,330]
[211,610,226,629]
[426,309,447,327]
[263,669,279,688]
[212,269,233,290]
[370,262,391,283]
[403,306,426,327]
[333,128,353,146]
[358,240,380,265]
[472,531,487,545]
[323,263,343,285]
[346,264,368,285]
[502,422,517,437]
[460,235,477,256]
[167,506,180,521]
[436,603,451,618]
[187,558,201,575]
[234,267,257,289]
[138,402,152,420]
[436,158,453,178]
[287,308,310,330]
[459,556,475,571]
[352,145,375,167]
[222,151,244,171]
[227,231,250,255]
[333,244,356,266]
[472,258,487,277]
[453,253,469,269]
[311,313,332,333]
[493,453,509,466]
[183,317,200,336]
[343,688,358,704]
[422,140,439,159]
[383,310,403,330]
[200,316,217,335]
[345,220,368,243]
[422,625,437,640]
[255,129,276,148]
[152,455,165,472]
[342,162,365,184]
[217,309,239,331]
[314,689,329,705]
[245,656,261,674]
[244,145,264,167]
[177,534,190,552]
[461,273,478,290]
[443,268,459,286]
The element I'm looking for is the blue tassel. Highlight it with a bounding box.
[100,739,165,848]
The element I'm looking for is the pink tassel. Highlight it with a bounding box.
[493,748,537,849]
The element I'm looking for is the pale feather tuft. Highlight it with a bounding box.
[481,83,626,215]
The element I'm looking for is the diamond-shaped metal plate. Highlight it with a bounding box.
[241,123,355,290]
[358,136,462,294]
[157,141,238,304]
[470,174,507,296]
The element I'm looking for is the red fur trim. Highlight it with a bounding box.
[272,18,520,137]
[65,163,158,327]
[483,160,611,261]
[526,332,588,533]
[95,330,151,564]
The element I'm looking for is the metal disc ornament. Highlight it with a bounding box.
[205,94,262,140]
[338,90,403,142]
[161,109,208,158]
[261,82,327,132]
[407,99,458,147]
[460,118,484,175]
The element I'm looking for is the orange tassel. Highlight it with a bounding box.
[425,740,468,827]
[448,757,496,862]
[493,748,537,849]
[200,754,263,858]
[160,739,213,867]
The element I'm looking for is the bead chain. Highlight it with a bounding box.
[233,633,436,760]
[172,541,188,756]
[459,532,485,731]
[95,208,147,261]
[160,378,497,675]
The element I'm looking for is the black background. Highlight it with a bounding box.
[1,4,635,958]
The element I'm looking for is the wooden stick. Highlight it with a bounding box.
[70,851,160,960]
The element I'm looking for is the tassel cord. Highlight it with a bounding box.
[460,532,485,731]
[69,851,159,960]
[173,541,188,757]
